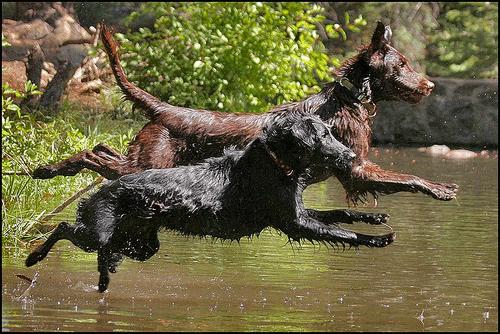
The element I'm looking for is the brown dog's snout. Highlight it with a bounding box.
[426,81,435,90]
[420,79,435,95]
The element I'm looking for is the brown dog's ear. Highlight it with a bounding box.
[371,21,392,50]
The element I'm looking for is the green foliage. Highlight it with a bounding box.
[426,2,498,78]
[2,83,140,249]
[119,2,363,113]
[2,82,42,153]
[2,82,83,174]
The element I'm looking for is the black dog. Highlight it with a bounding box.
[26,113,394,292]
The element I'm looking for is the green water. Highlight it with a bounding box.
[2,148,498,331]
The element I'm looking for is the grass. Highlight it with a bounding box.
[2,88,145,255]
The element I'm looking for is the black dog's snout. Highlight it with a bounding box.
[338,150,356,169]
[330,149,356,170]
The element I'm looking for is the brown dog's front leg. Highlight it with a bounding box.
[346,160,458,202]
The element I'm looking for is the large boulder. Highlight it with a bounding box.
[372,77,498,147]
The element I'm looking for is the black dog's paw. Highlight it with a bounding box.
[362,213,390,225]
[359,232,395,248]
[98,275,110,293]
[372,232,395,247]
[32,165,57,179]
[25,250,45,267]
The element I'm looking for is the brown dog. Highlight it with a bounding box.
[33,21,458,204]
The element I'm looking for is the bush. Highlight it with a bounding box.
[1,82,139,250]
[118,2,364,113]
[426,2,498,79]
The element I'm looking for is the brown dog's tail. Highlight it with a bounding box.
[100,24,164,119]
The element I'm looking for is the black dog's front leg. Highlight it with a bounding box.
[306,209,389,225]
[287,216,394,248]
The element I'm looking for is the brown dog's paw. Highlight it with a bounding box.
[32,165,57,179]
[430,182,459,201]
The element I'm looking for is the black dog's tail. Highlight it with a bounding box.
[101,24,164,119]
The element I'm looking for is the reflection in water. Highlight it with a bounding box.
[2,148,498,331]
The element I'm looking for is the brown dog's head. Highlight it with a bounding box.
[366,21,434,103]
[337,21,434,104]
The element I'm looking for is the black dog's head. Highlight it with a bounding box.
[367,21,435,103]
[262,113,356,174]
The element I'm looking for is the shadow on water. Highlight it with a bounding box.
[2,148,498,331]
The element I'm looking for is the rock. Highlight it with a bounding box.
[421,144,451,156]
[418,145,484,159]
[480,150,490,158]
[445,149,478,159]
[1,61,27,90]
[373,77,498,147]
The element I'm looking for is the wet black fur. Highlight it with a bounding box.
[26,113,394,292]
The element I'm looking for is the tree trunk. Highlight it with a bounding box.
[25,43,44,88]
[39,62,78,110]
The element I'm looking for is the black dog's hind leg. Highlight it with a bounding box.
[289,216,394,248]
[306,209,389,225]
[108,253,124,273]
[26,222,74,267]
[26,222,98,267]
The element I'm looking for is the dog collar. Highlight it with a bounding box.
[337,77,377,117]
[262,142,294,177]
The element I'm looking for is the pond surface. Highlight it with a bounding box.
[2,148,498,331]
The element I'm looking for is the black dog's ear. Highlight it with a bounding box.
[264,114,301,139]
[371,21,392,50]
[290,116,321,148]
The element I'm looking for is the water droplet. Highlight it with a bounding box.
[417,309,425,324]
